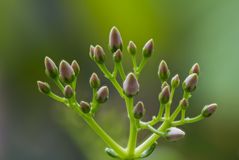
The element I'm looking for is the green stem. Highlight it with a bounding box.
[97,64,124,98]
[116,62,126,80]
[55,78,65,93]
[172,114,204,126]
[136,58,148,77]
[131,56,137,74]
[72,103,127,157]
[48,92,66,103]
[135,120,171,156]
[126,97,137,157]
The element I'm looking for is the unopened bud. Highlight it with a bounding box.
[94,45,105,63]
[80,101,91,113]
[37,81,51,94]
[113,49,123,63]
[189,63,200,75]
[89,45,95,60]
[179,98,189,109]
[182,73,198,92]
[165,127,185,142]
[171,74,180,88]
[161,81,169,90]
[158,60,170,82]
[159,86,170,104]
[142,39,154,58]
[89,73,100,89]
[64,85,74,98]
[109,26,123,53]
[127,41,137,56]
[201,103,217,117]
[71,60,80,76]
[133,101,145,119]
[59,60,75,84]
[96,86,109,103]
[123,73,139,97]
[44,56,58,79]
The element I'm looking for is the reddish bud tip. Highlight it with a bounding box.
[113,49,123,63]
[96,86,109,103]
[161,81,169,90]
[80,101,91,113]
[143,39,154,58]
[89,73,100,89]
[123,73,140,97]
[109,26,123,53]
[159,86,170,104]
[64,85,74,98]
[89,45,95,60]
[182,73,198,92]
[133,101,145,119]
[201,103,217,117]
[179,98,189,109]
[44,56,58,79]
[171,74,180,88]
[127,41,137,56]
[37,81,51,94]
[71,60,80,76]
[59,60,75,84]
[189,63,200,75]
[94,45,105,63]
[158,60,170,82]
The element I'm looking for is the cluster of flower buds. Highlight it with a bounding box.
[37,26,218,160]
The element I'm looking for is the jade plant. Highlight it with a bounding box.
[37,27,217,160]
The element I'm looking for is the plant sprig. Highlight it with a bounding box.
[37,26,217,160]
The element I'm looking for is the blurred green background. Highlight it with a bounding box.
[0,0,239,159]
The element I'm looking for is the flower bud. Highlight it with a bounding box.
[37,81,51,94]
[80,101,91,113]
[182,73,198,92]
[89,45,95,60]
[133,101,145,119]
[113,49,123,63]
[64,85,74,98]
[165,127,185,142]
[201,103,217,117]
[71,60,80,76]
[109,26,123,53]
[161,81,169,90]
[59,60,75,84]
[94,45,105,63]
[171,74,180,88]
[96,86,109,103]
[189,63,200,75]
[158,60,170,82]
[89,73,100,89]
[44,56,58,79]
[179,98,189,109]
[142,39,154,58]
[127,41,137,56]
[159,86,170,104]
[123,73,139,97]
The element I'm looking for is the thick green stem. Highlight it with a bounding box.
[126,97,137,157]
[72,104,126,157]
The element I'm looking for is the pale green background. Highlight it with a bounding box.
[0,0,239,160]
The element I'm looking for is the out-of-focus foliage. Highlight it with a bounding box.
[0,0,239,160]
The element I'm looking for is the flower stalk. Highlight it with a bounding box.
[37,27,218,160]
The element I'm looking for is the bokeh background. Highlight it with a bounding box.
[1,0,239,159]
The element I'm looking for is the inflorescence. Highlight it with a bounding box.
[37,26,217,160]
